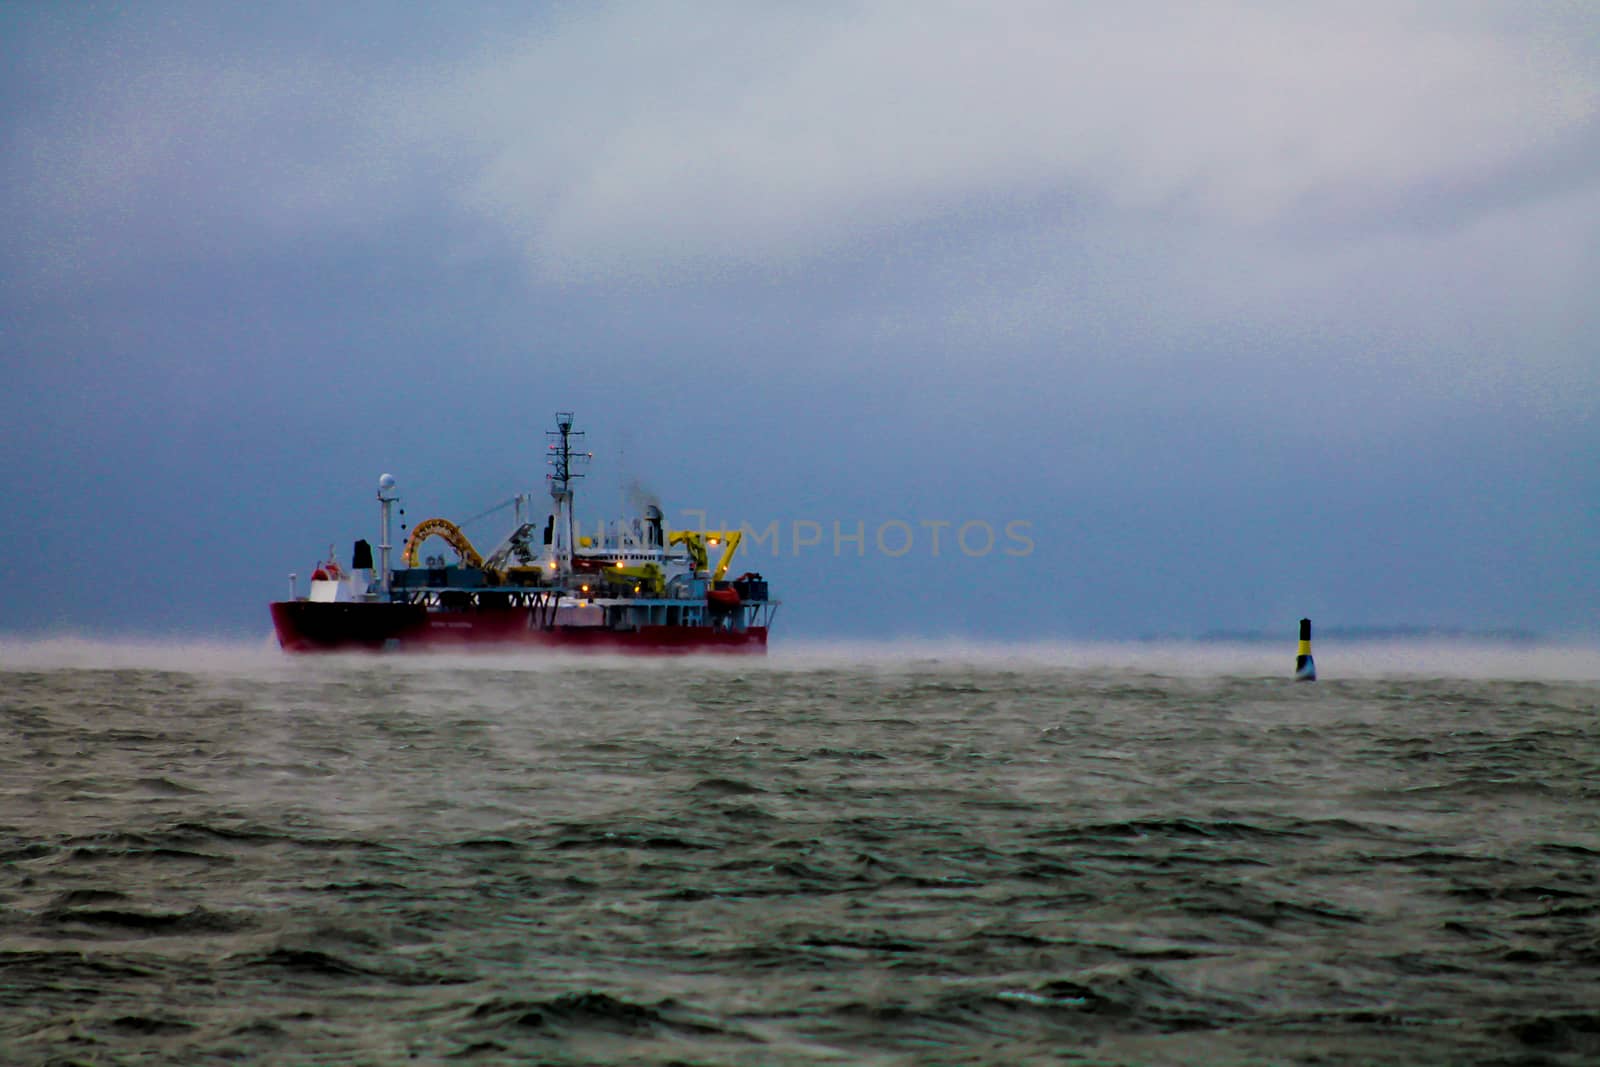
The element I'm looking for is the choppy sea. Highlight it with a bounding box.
[2,638,1597,1066]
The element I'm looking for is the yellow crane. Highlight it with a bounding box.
[597,561,667,596]
[667,529,745,582]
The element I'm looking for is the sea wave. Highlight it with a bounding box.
[2,641,1597,1064]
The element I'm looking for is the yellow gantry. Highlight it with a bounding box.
[402,518,486,569]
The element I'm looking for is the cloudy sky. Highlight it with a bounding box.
[3,1,1597,641]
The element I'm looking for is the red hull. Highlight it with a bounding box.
[270,601,768,654]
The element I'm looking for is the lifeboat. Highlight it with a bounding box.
[706,586,742,612]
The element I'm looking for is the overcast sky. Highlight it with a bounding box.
[3,1,1597,641]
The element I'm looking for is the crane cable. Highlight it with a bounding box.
[457,496,518,531]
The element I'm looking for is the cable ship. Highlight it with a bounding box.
[270,413,775,653]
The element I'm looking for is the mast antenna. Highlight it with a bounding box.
[547,412,588,498]
[546,412,590,573]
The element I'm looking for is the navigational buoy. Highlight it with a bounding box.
[1295,618,1317,681]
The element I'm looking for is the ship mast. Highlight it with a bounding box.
[377,473,399,595]
[546,412,588,575]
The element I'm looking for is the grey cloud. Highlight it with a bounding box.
[9,3,1597,296]
[409,3,1599,277]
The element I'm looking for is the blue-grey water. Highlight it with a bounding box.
[2,639,1597,1065]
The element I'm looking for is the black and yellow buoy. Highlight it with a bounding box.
[1295,618,1317,681]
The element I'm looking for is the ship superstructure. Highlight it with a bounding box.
[270,413,775,652]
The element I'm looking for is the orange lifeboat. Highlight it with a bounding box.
[706,586,741,612]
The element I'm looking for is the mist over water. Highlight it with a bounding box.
[2,639,1597,1064]
[6,635,1600,681]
